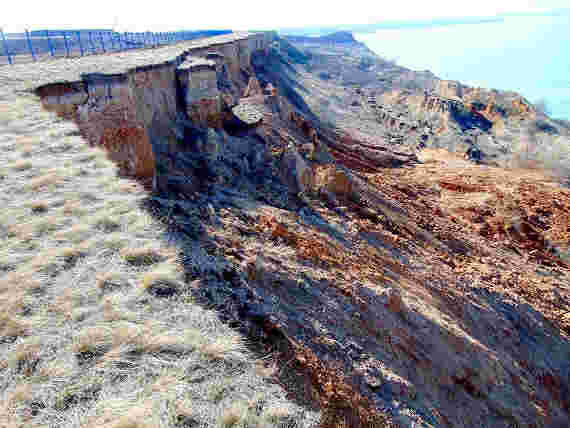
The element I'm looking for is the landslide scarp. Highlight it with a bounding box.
[4,30,570,428]
[285,33,570,173]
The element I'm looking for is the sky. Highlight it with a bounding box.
[2,0,569,33]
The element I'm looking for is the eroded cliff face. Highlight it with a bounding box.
[35,33,271,190]
[29,33,570,428]
[283,35,568,170]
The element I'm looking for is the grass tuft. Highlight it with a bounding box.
[73,326,113,364]
[0,313,30,341]
[26,171,62,191]
[97,272,131,293]
[8,342,42,376]
[29,200,49,214]
[140,269,182,298]
[121,247,166,267]
[10,160,33,171]
[93,215,122,233]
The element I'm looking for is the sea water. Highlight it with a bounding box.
[355,13,570,120]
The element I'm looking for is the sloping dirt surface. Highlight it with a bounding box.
[192,144,570,426]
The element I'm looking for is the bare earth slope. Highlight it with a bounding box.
[0,31,569,428]
[0,35,320,428]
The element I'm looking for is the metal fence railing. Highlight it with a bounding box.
[0,29,232,65]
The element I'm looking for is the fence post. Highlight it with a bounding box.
[25,29,36,61]
[88,31,95,53]
[63,31,70,57]
[1,28,12,65]
[46,30,55,57]
[77,31,84,56]
[99,32,106,53]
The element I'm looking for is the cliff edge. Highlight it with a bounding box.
[0,31,569,428]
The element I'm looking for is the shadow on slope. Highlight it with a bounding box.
[139,156,570,427]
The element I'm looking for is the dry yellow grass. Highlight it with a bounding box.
[121,247,167,267]
[8,342,42,376]
[10,160,33,171]
[0,314,30,342]
[88,400,156,428]
[220,403,246,427]
[96,272,131,293]
[26,171,63,191]
[0,50,317,428]
[5,382,35,407]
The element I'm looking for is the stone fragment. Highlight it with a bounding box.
[231,103,264,126]
[379,287,404,313]
[206,203,217,224]
[263,83,278,96]
[280,146,314,194]
[243,76,263,97]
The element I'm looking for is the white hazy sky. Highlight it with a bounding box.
[2,0,569,33]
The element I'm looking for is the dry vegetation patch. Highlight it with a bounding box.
[0,82,316,427]
[121,247,168,267]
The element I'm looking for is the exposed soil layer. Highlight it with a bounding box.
[3,32,569,427]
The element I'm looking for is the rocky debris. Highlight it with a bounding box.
[231,102,264,126]
[189,147,570,427]
[323,131,419,173]
[378,287,404,313]
[314,165,355,200]
[181,35,570,428]
[263,82,278,96]
[27,32,570,427]
[177,56,217,71]
[205,51,225,61]
[243,76,263,97]
[279,145,314,194]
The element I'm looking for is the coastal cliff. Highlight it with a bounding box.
[0,30,568,428]
[34,33,271,191]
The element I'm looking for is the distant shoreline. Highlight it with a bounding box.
[353,14,570,121]
[277,8,570,36]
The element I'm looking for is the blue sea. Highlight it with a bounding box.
[354,13,570,120]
